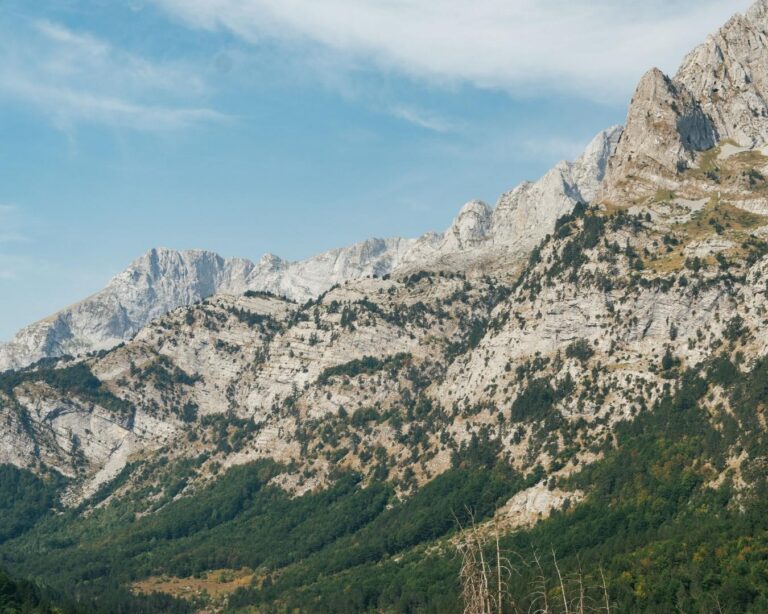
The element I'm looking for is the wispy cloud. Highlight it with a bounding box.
[0,19,227,131]
[0,255,25,280]
[151,0,754,101]
[388,105,456,133]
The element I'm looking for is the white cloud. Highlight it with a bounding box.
[35,20,110,59]
[0,19,227,131]
[388,105,455,133]
[151,0,754,100]
[4,78,226,131]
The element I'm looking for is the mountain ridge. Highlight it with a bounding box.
[0,126,621,372]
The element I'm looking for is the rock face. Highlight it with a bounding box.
[677,1,768,147]
[441,200,493,252]
[602,0,768,203]
[603,69,716,201]
[392,125,623,272]
[0,239,425,371]
[496,484,584,530]
[491,126,623,251]
[0,249,252,371]
[246,237,423,300]
[0,127,621,372]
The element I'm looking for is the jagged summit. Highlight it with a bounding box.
[0,248,253,372]
[602,0,768,203]
[442,200,493,251]
[493,126,622,247]
[746,0,768,22]
[601,68,716,201]
[676,0,768,147]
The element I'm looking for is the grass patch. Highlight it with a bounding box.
[648,196,768,273]
[653,188,676,203]
[132,568,255,603]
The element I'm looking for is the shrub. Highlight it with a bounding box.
[318,354,412,385]
[566,339,594,362]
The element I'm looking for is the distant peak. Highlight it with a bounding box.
[458,200,492,217]
[258,253,286,268]
[136,247,224,264]
[634,67,673,97]
[445,200,492,250]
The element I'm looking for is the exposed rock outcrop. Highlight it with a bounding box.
[601,0,768,204]
[492,126,623,251]
[601,69,716,203]
[676,1,768,147]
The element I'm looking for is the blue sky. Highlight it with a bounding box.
[0,0,754,339]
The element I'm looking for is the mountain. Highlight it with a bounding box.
[678,0,768,147]
[0,127,621,372]
[4,3,768,613]
[0,249,253,372]
[602,0,768,205]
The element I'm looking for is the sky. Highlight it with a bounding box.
[0,0,755,340]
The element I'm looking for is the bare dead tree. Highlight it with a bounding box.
[455,522,613,614]
[552,549,570,614]
[529,550,552,614]
[460,540,491,614]
[566,557,600,614]
[573,557,586,614]
[598,566,611,614]
[497,530,503,614]
[456,511,522,614]
[456,510,491,614]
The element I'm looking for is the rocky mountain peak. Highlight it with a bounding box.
[598,0,768,204]
[443,200,493,251]
[0,248,257,372]
[674,0,768,148]
[256,253,287,270]
[490,126,622,250]
[569,125,623,202]
[601,68,716,203]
